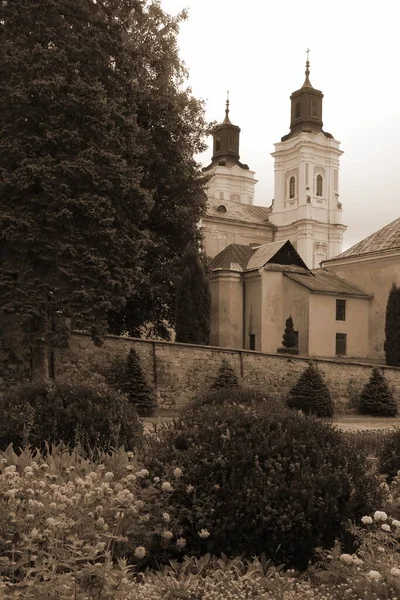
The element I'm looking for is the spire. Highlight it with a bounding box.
[223,90,231,124]
[302,48,313,88]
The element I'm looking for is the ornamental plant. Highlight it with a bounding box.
[287,361,334,418]
[108,349,156,417]
[358,367,398,417]
[379,428,400,483]
[143,399,384,570]
[212,359,239,391]
[277,315,299,355]
[384,283,400,367]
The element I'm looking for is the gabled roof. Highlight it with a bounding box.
[285,268,373,298]
[210,240,309,273]
[205,197,271,226]
[325,217,400,262]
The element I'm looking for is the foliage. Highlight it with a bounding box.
[343,429,392,460]
[0,378,143,453]
[142,401,385,570]
[379,428,400,483]
[108,349,156,417]
[384,283,400,367]
[277,315,299,355]
[211,359,239,391]
[175,244,211,345]
[358,367,398,417]
[193,386,267,408]
[287,362,334,418]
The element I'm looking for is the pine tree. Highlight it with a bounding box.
[122,349,156,417]
[212,359,239,390]
[359,367,398,417]
[287,362,333,418]
[278,316,299,355]
[175,245,211,344]
[384,283,400,366]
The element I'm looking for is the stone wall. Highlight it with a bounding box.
[53,331,400,413]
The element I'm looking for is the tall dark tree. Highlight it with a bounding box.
[175,244,211,344]
[0,0,209,347]
[384,283,400,366]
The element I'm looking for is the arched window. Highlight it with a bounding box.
[289,176,295,199]
[316,174,323,197]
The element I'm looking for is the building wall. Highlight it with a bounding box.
[205,164,257,206]
[260,271,284,353]
[308,294,370,358]
[209,271,243,349]
[243,271,262,351]
[202,218,274,258]
[283,277,310,354]
[326,253,400,359]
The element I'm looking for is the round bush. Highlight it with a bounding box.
[0,378,143,452]
[143,400,384,570]
[287,362,334,418]
[379,427,400,482]
[359,367,398,417]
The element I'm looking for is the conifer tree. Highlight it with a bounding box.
[212,359,239,390]
[175,245,211,344]
[278,316,299,355]
[287,362,333,418]
[122,349,156,417]
[359,367,398,417]
[384,283,400,366]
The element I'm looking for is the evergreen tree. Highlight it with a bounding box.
[212,359,239,391]
[278,316,299,355]
[175,245,211,344]
[384,283,400,366]
[287,362,333,418]
[359,367,398,417]
[122,349,156,417]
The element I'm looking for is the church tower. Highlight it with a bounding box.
[269,57,346,268]
[202,97,257,205]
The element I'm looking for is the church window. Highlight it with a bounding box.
[336,299,346,321]
[316,174,323,197]
[228,135,234,148]
[289,176,296,199]
[336,333,347,356]
[295,102,301,119]
[215,137,221,152]
[249,334,255,351]
[217,204,227,213]
[311,100,318,117]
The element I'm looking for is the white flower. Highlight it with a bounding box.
[136,469,149,478]
[134,546,146,559]
[176,537,187,548]
[374,510,388,522]
[392,519,400,528]
[381,523,391,532]
[353,557,364,566]
[361,516,373,525]
[163,512,170,522]
[104,472,114,482]
[173,467,183,479]
[377,546,386,552]
[198,528,210,539]
[161,482,173,492]
[162,530,173,540]
[186,485,195,494]
[153,477,160,483]
[390,567,400,577]
[339,554,354,564]
[127,451,134,459]
[367,570,382,581]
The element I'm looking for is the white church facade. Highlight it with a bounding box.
[202,61,400,361]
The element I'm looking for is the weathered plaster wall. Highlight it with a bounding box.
[243,272,262,351]
[51,332,400,413]
[261,271,283,353]
[326,254,400,359]
[283,277,310,354]
[308,294,370,358]
[210,272,243,348]
[202,219,274,258]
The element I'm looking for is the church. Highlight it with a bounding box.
[201,60,400,361]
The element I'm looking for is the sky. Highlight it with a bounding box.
[160,0,400,251]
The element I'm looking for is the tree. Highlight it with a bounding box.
[0,0,209,347]
[122,349,156,417]
[175,244,211,344]
[287,362,333,418]
[277,315,299,355]
[212,359,239,391]
[384,283,400,366]
[359,367,398,417]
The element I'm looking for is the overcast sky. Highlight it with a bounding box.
[160,0,400,251]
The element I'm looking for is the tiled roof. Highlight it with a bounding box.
[247,240,293,270]
[210,244,254,272]
[205,197,271,226]
[326,217,400,262]
[210,240,309,273]
[285,268,373,298]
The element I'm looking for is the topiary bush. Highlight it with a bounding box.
[379,428,400,483]
[358,367,398,417]
[287,362,333,418]
[0,378,143,452]
[212,359,239,391]
[277,315,299,355]
[107,349,156,416]
[142,400,385,570]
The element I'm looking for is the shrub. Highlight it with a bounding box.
[287,362,333,418]
[193,387,267,408]
[143,401,385,570]
[384,282,400,367]
[0,378,143,452]
[379,428,400,483]
[277,315,299,355]
[358,367,398,417]
[212,359,239,390]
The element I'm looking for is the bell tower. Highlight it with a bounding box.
[269,54,347,268]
